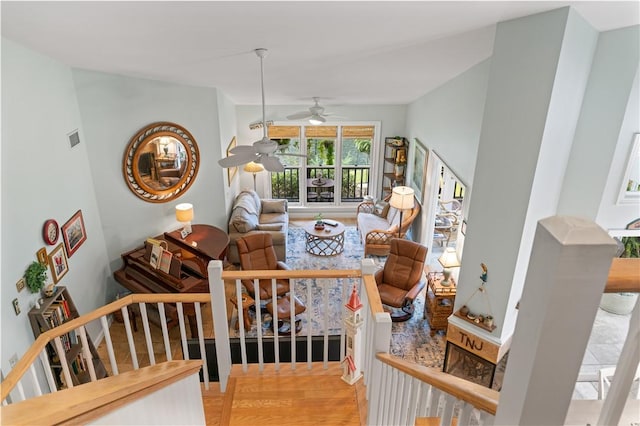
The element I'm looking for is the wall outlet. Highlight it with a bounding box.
[9,353,18,368]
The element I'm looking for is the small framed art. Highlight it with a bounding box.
[37,247,48,265]
[227,137,238,186]
[62,210,87,257]
[48,243,69,283]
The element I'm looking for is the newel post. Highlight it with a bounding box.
[495,216,616,425]
[208,260,232,392]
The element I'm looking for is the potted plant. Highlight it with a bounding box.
[24,261,48,294]
[314,213,325,230]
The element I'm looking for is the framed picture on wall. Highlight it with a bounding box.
[62,209,87,257]
[411,139,428,202]
[48,243,69,283]
[617,133,640,205]
[227,137,238,186]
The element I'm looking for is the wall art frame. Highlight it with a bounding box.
[62,209,87,257]
[617,133,640,205]
[227,137,238,186]
[48,243,69,283]
[411,139,428,202]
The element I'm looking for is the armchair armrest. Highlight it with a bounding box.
[404,279,426,304]
[276,261,290,271]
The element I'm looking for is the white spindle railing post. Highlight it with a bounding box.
[597,296,640,425]
[208,260,231,392]
[100,316,119,375]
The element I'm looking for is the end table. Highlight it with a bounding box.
[424,268,456,335]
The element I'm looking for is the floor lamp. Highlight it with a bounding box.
[243,161,264,191]
[389,186,415,239]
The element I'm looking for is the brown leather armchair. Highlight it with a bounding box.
[236,232,305,334]
[236,232,291,301]
[375,239,427,321]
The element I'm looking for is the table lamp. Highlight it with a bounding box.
[243,161,264,191]
[175,203,194,236]
[389,186,415,238]
[438,247,460,286]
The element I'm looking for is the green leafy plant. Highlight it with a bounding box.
[24,261,48,293]
[621,236,640,258]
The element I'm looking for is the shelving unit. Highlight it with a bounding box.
[28,286,106,389]
[381,137,408,198]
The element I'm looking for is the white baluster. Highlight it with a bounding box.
[194,302,209,391]
[254,278,264,371]
[177,302,189,360]
[157,303,172,361]
[138,302,155,366]
[121,306,139,370]
[78,326,97,381]
[28,364,42,396]
[236,280,248,372]
[39,349,58,392]
[271,278,280,370]
[306,277,313,370]
[440,394,456,425]
[100,316,119,375]
[53,336,73,388]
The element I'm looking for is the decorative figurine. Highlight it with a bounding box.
[480,263,488,283]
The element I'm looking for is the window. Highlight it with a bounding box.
[268,124,376,206]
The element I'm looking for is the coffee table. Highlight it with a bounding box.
[303,220,345,256]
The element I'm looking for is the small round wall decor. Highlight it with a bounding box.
[43,219,59,245]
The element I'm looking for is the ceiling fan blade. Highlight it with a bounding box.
[286,111,312,120]
[259,155,285,172]
[218,151,258,168]
[229,145,257,155]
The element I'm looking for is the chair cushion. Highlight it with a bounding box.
[377,283,409,308]
[266,295,306,318]
[257,224,283,231]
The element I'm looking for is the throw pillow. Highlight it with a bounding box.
[262,199,286,213]
[257,224,283,231]
[373,200,390,218]
[230,210,259,233]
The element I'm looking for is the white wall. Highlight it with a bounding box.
[72,70,227,296]
[1,39,110,380]
[559,25,640,227]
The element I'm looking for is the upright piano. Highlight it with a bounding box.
[114,224,229,336]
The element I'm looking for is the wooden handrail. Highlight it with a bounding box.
[376,353,500,415]
[605,258,640,293]
[0,360,203,425]
[0,293,209,402]
[362,273,386,315]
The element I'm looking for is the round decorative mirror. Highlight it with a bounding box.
[123,122,200,203]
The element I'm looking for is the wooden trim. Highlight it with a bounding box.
[376,353,499,415]
[1,360,202,425]
[219,376,236,425]
[363,274,385,315]
[605,258,640,293]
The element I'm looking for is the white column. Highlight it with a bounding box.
[495,216,616,425]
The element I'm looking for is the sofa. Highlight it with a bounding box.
[356,194,421,257]
[227,189,288,264]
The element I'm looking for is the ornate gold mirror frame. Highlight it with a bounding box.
[123,122,200,203]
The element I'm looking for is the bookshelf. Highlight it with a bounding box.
[28,286,106,388]
[381,137,408,198]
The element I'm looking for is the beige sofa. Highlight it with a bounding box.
[227,189,288,264]
[356,194,421,257]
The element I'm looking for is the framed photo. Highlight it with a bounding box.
[48,243,69,283]
[461,220,467,236]
[410,139,428,202]
[37,247,48,265]
[62,209,87,257]
[617,133,640,205]
[227,137,238,186]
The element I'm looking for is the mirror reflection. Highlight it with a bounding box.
[124,122,199,203]
[137,136,188,190]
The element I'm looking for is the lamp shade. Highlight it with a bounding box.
[438,247,461,269]
[243,161,265,173]
[389,186,415,210]
[175,203,194,223]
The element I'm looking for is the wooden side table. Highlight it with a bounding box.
[424,268,456,335]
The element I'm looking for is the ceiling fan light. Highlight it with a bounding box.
[309,115,324,125]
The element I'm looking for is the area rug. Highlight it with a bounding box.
[228,225,447,369]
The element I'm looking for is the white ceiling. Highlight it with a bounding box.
[2,1,638,106]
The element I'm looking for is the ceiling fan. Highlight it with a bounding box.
[218,48,305,173]
[286,97,337,124]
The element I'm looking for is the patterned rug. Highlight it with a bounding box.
[228,225,446,369]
